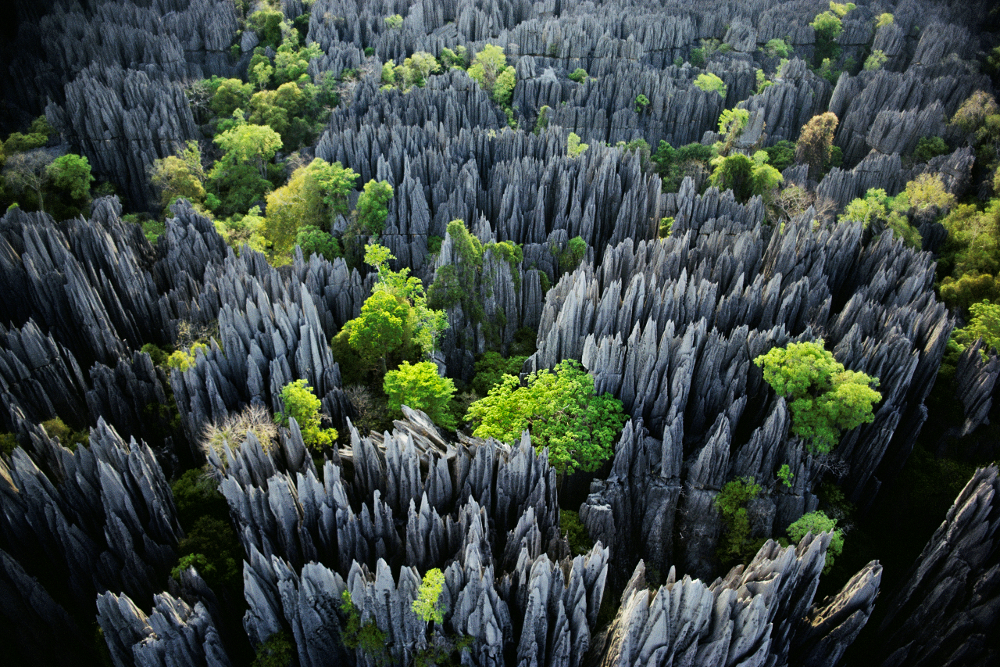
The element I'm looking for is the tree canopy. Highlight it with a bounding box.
[754,341,881,454]
[276,379,338,450]
[465,359,627,474]
[787,510,844,573]
[384,361,457,429]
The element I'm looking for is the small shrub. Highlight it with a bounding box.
[913,136,949,163]
[763,38,792,58]
[567,132,589,158]
[864,49,888,71]
[634,94,650,113]
[364,47,375,57]
[276,379,338,450]
[876,13,893,28]
[384,361,457,429]
[41,417,89,451]
[472,351,527,395]
[384,14,403,29]
[568,68,587,83]
[252,632,294,667]
[659,216,674,238]
[787,510,844,573]
[715,477,763,563]
[0,432,17,456]
[141,342,170,366]
[560,509,593,556]
[340,591,390,666]
[777,464,794,488]
[412,568,446,624]
[694,73,726,96]
[558,235,588,273]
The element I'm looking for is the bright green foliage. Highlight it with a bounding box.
[938,200,1000,282]
[216,207,270,254]
[787,510,844,573]
[384,361,457,429]
[567,132,589,158]
[213,123,282,177]
[167,343,208,371]
[276,379,338,450]
[251,632,294,667]
[694,73,726,96]
[265,158,358,254]
[659,216,674,238]
[355,180,394,236]
[717,108,749,142]
[249,9,284,48]
[41,417,89,451]
[777,464,794,488]
[472,352,527,395]
[384,14,403,29]
[440,46,468,69]
[250,60,274,90]
[427,219,483,308]
[465,359,627,475]
[714,477,762,563]
[340,592,390,665]
[274,40,322,86]
[811,11,843,64]
[151,141,206,210]
[171,553,213,581]
[468,44,516,106]
[560,509,594,556]
[754,341,881,454]
[828,2,856,18]
[296,225,342,261]
[348,243,447,369]
[558,236,588,273]
[634,94,650,113]
[840,188,889,227]
[46,154,93,202]
[412,568,446,624]
[953,300,1000,356]
[493,67,516,107]
[750,156,784,200]
[876,13,894,28]
[913,136,949,162]
[764,39,792,58]
[210,78,252,117]
[838,187,923,249]
[568,68,587,83]
[864,49,888,70]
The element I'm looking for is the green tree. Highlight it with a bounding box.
[754,341,881,454]
[384,361,457,429]
[150,141,206,210]
[764,39,792,58]
[787,510,844,573]
[213,123,282,178]
[568,68,587,83]
[777,464,794,488]
[468,44,508,93]
[472,352,527,395]
[709,153,755,201]
[864,49,888,71]
[795,112,839,180]
[558,236,588,273]
[694,73,726,96]
[276,379,338,450]
[913,136,949,162]
[384,14,403,29]
[355,180,394,236]
[714,477,762,564]
[493,67,516,108]
[264,158,358,254]
[296,225,342,261]
[810,11,843,64]
[717,107,750,155]
[567,132,588,158]
[340,592,389,666]
[953,300,1000,355]
[249,9,284,49]
[3,150,53,212]
[465,359,627,475]
[251,632,294,667]
[46,154,93,202]
[634,94,650,113]
[349,290,409,371]
[412,568,446,624]
[876,13,893,28]
[764,140,796,171]
[210,78,252,118]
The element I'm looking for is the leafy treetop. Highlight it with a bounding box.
[465,359,627,474]
[754,341,881,454]
[412,568,446,624]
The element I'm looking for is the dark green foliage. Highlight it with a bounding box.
[141,342,170,366]
[558,236,588,273]
[0,432,17,456]
[709,153,754,201]
[652,141,716,192]
[46,153,93,203]
[364,47,375,57]
[534,105,551,134]
[763,38,792,58]
[252,632,294,667]
[207,162,273,216]
[175,515,241,589]
[296,225,342,261]
[715,477,762,564]
[568,68,587,83]
[2,131,48,154]
[427,235,443,254]
[634,94,650,113]
[764,140,796,172]
[472,351,527,395]
[354,180,394,236]
[510,327,537,357]
[413,635,473,667]
[41,417,89,451]
[466,359,627,475]
[811,11,843,65]
[560,509,593,556]
[383,361,457,429]
[689,48,705,68]
[171,553,213,581]
[170,468,229,528]
[428,220,484,311]
[249,9,284,49]
[340,591,390,666]
[755,341,881,454]
[913,136,949,163]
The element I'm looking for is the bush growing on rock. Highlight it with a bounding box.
[694,73,726,97]
[787,510,843,573]
[276,379,338,450]
[754,341,881,454]
[465,359,627,475]
[715,477,762,564]
[383,361,457,429]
